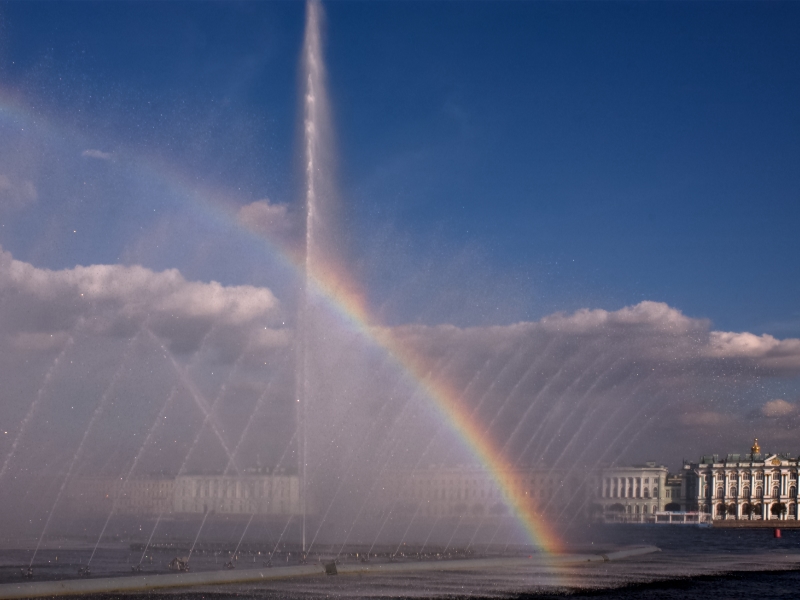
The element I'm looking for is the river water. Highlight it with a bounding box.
[1,526,799,598]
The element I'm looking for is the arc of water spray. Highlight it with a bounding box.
[0,332,78,484]
[308,354,455,554]
[562,395,672,530]
[394,338,563,553]
[443,514,464,555]
[484,366,650,551]
[374,348,527,556]
[269,515,294,560]
[29,333,140,567]
[187,510,211,562]
[500,349,605,459]
[222,375,279,476]
[290,329,377,490]
[475,340,580,457]
[229,427,300,560]
[464,352,614,553]
[523,354,620,462]
[329,365,447,556]
[387,351,514,557]
[551,368,650,474]
[555,385,666,524]
[135,322,243,563]
[290,313,438,553]
[145,328,240,472]
[232,513,255,559]
[358,348,505,555]
[88,387,179,565]
[501,373,655,548]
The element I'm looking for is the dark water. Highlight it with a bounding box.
[532,570,800,599]
[2,526,800,598]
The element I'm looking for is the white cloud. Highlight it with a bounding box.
[761,399,796,418]
[375,301,800,468]
[0,246,284,353]
[708,331,800,372]
[81,149,112,160]
[539,301,701,335]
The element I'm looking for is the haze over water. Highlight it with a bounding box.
[0,0,799,596]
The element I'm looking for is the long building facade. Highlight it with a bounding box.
[66,442,798,524]
[173,474,300,515]
[67,472,301,517]
[376,464,674,524]
[375,467,591,521]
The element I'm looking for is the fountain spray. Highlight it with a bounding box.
[298,0,329,553]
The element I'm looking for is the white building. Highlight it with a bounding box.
[589,463,669,521]
[66,477,174,515]
[172,474,301,515]
[66,473,301,517]
[683,440,799,520]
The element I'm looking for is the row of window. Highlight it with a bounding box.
[705,471,798,483]
[712,485,797,499]
[711,502,797,517]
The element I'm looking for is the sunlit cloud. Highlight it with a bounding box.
[0,245,284,353]
[761,398,796,418]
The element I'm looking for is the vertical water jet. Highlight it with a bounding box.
[297,0,333,553]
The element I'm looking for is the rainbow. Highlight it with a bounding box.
[0,91,563,554]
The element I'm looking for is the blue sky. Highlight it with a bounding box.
[1,0,798,334]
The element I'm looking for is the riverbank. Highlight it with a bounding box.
[713,519,800,529]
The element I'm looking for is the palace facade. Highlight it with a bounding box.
[682,440,800,520]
